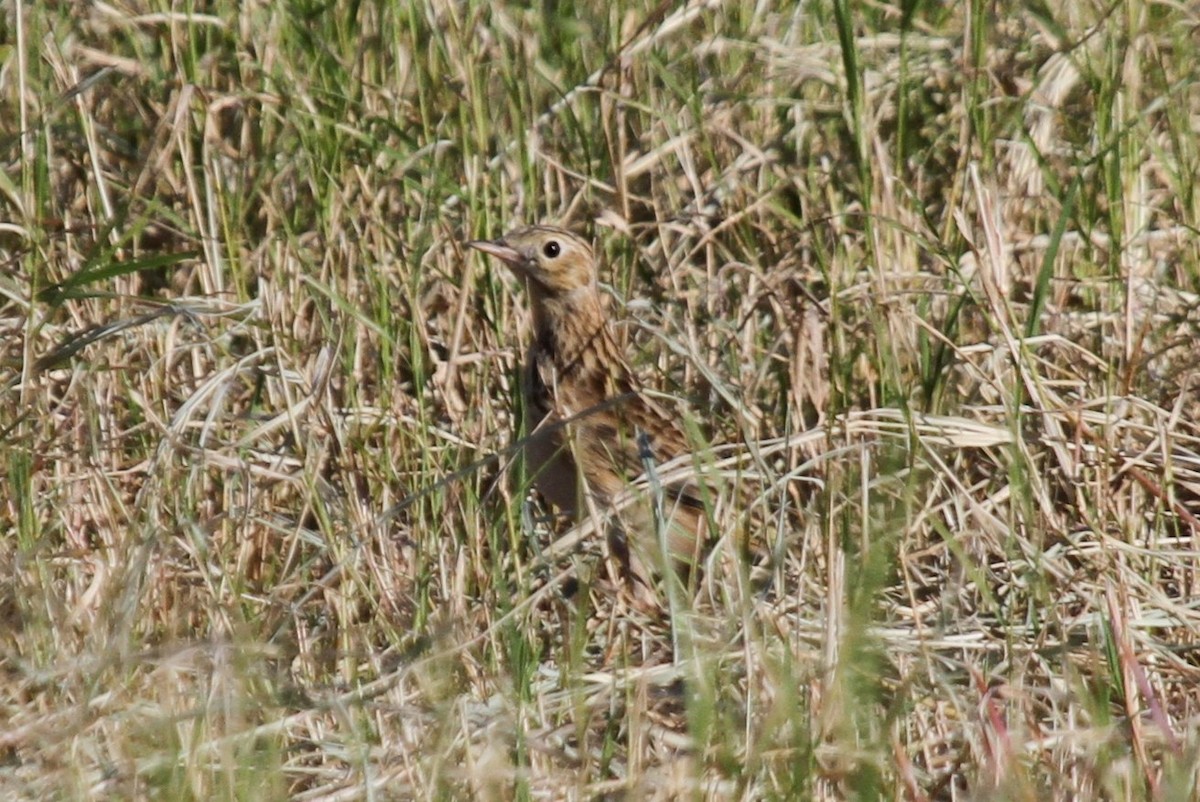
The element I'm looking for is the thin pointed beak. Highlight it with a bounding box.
[466,238,524,267]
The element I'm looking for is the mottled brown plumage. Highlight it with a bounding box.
[468,225,708,582]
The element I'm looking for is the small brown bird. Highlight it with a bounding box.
[467,225,709,586]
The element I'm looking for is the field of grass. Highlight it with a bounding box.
[3,0,1200,798]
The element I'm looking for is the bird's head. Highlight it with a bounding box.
[468,225,596,297]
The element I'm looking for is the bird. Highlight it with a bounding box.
[466,225,711,590]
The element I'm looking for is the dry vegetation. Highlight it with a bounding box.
[2,0,1200,798]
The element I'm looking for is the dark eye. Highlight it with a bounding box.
[542,240,561,258]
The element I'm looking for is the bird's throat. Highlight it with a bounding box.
[530,289,610,373]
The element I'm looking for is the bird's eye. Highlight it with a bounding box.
[543,240,561,258]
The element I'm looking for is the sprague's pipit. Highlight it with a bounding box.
[468,225,713,591]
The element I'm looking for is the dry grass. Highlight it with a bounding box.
[2,0,1200,798]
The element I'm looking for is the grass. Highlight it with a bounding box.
[3,0,1200,798]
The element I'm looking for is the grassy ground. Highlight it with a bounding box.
[3,0,1200,798]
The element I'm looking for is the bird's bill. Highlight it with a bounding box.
[466,238,523,266]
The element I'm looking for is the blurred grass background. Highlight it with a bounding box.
[2,0,1200,798]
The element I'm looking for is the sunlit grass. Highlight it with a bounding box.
[2,0,1199,798]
